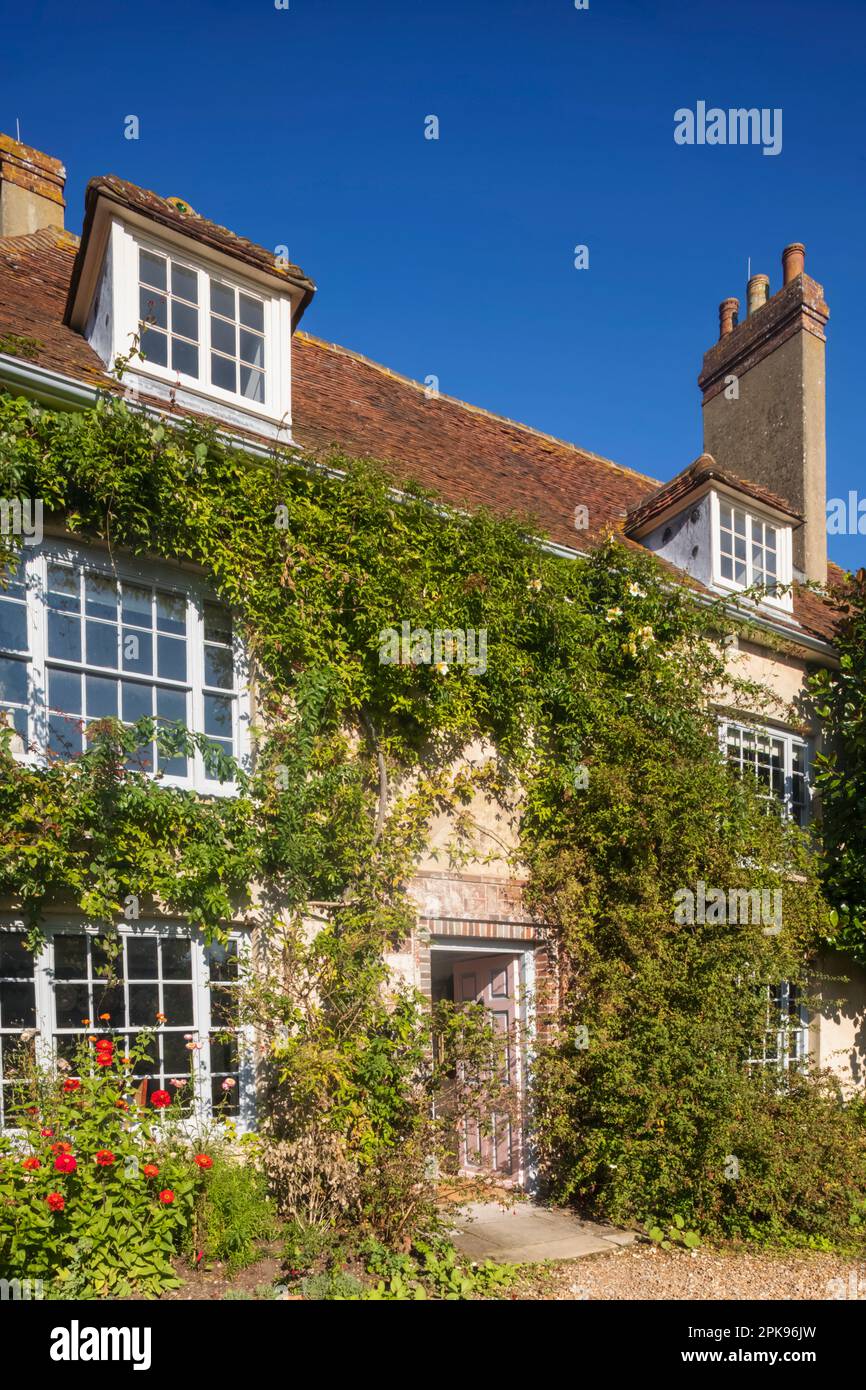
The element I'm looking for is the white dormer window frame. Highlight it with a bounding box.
[709,490,793,613]
[109,221,293,427]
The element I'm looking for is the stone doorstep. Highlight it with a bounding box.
[448,1201,636,1264]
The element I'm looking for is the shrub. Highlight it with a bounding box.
[0,1033,212,1296]
[196,1156,277,1273]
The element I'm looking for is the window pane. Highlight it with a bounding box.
[121,584,151,629]
[207,940,238,982]
[211,352,236,393]
[48,713,82,759]
[204,693,233,738]
[171,301,198,342]
[140,250,167,290]
[48,667,81,714]
[157,635,186,682]
[204,646,233,689]
[162,938,192,980]
[122,681,152,722]
[171,263,198,304]
[1,556,27,600]
[204,604,232,645]
[85,572,117,621]
[54,934,88,980]
[162,983,194,1026]
[0,981,36,1029]
[240,366,265,403]
[129,982,159,1026]
[0,656,27,704]
[0,602,27,652]
[85,674,118,718]
[0,936,32,978]
[122,628,153,674]
[210,281,235,318]
[54,982,90,1028]
[141,328,168,367]
[211,317,235,355]
[156,592,186,635]
[127,936,158,979]
[139,287,167,329]
[87,620,119,669]
[239,294,264,332]
[239,329,264,368]
[157,685,186,724]
[172,338,199,377]
[47,564,79,610]
[163,1032,190,1074]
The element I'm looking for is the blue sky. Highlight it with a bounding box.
[2,0,865,568]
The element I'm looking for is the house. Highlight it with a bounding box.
[0,134,862,1180]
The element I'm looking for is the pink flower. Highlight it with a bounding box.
[221,1078,236,1091]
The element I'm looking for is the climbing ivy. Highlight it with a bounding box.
[1,388,863,1245]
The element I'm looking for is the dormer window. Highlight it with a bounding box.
[67,180,314,440]
[711,493,793,611]
[130,237,276,419]
[718,503,779,592]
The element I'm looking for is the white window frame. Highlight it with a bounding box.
[1,539,250,796]
[109,220,292,425]
[745,981,809,1078]
[719,719,811,827]
[0,917,255,1134]
[709,490,794,613]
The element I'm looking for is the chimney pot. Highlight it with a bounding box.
[719,297,739,339]
[0,133,66,238]
[782,242,806,284]
[746,273,770,317]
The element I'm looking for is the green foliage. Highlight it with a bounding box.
[647,1215,701,1250]
[0,388,863,1262]
[809,567,866,965]
[196,1155,277,1273]
[0,1034,211,1296]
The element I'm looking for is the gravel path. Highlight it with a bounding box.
[516,1245,865,1301]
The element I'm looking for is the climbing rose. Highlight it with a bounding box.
[63,1078,80,1093]
[22,1157,41,1170]
[194,1154,213,1170]
[143,1163,159,1178]
[54,1153,77,1173]
[158,1189,175,1205]
[46,1192,65,1212]
[150,1090,171,1109]
[95,1149,115,1166]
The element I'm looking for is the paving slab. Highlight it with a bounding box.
[448,1200,635,1264]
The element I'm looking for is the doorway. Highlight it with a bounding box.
[429,940,535,1188]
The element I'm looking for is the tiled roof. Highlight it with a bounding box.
[0,222,844,647]
[625,454,804,535]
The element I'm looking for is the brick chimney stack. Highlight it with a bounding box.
[699,244,829,586]
[0,134,66,238]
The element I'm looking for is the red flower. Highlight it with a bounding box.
[116,1099,129,1111]
[46,1192,65,1212]
[95,1149,115,1167]
[99,1013,111,1021]
[54,1153,77,1173]
[63,1078,81,1093]
[158,1189,175,1205]
[51,1141,72,1154]
[22,1156,41,1171]
[150,1090,171,1109]
[143,1163,159,1178]
[96,1053,113,1067]
[40,1128,54,1138]
[194,1154,213,1170]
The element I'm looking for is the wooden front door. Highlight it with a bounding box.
[453,953,522,1178]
